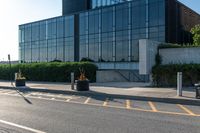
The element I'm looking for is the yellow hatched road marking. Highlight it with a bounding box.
[103,98,109,106]
[84,97,91,104]
[3,91,200,117]
[177,104,196,116]
[126,100,131,109]
[148,102,158,112]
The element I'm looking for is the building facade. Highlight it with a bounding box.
[19,0,200,73]
[62,0,91,15]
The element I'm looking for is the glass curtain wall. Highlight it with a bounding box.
[148,0,165,42]
[92,0,132,8]
[101,7,114,62]
[79,12,89,60]
[19,16,74,63]
[79,0,165,62]
[19,0,165,63]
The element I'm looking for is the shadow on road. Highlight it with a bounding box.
[15,90,32,104]
[10,85,32,104]
[2,85,197,107]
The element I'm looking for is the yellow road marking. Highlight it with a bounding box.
[84,97,91,104]
[69,100,200,117]
[126,100,131,109]
[177,104,196,116]
[3,93,200,117]
[103,98,109,106]
[148,102,158,112]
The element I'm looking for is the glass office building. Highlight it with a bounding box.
[19,0,200,63]
[19,16,74,62]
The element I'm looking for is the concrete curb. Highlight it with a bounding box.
[0,85,200,106]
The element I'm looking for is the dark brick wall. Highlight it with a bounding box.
[62,0,91,16]
[166,0,200,44]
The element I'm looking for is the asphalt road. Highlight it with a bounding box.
[0,89,199,133]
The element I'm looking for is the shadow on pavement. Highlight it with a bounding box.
[10,85,32,105]
[16,90,32,104]
[2,85,197,107]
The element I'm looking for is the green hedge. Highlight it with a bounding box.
[158,43,200,49]
[0,62,98,82]
[152,64,200,87]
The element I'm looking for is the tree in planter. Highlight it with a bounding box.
[191,24,200,46]
[76,68,89,91]
[15,69,26,87]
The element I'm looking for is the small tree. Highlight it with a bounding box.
[191,24,200,46]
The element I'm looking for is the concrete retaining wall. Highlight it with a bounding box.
[139,39,160,75]
[96,70,149,83]
[159,47,200,65]
[96,71,127,83]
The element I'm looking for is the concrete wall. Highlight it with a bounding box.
[95,62,138,70]
[96,71,128,83]
[139,39,160,75]
[159,47,200,64]
[96,70,149,83]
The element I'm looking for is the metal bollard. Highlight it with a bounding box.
[177,72,182,96]
[71,72,74,90]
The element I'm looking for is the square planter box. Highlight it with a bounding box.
[196,88,200,99]
[76,80,89,91]
[194,83,200,99]
[15,79,26,87]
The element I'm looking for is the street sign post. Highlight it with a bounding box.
[71,72,75,90]
[8,54,13,86]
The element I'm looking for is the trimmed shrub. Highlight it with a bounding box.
[0,62,97,82]
[152,64,200,87]
[158,43,199,49]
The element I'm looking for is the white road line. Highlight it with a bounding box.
[0,90,11,93]
[30,93,72,99]
[24,93,32,97]
[0,119,46,133]
[5,91,17,94]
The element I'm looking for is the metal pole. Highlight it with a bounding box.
[177,72,182,96]
[71,72,74,90]
[8,54,13,86]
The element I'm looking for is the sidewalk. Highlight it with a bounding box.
[0,80,199,105]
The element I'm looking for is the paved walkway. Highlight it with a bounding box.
[0,80,198,101]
